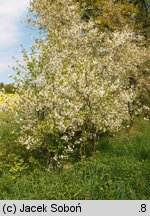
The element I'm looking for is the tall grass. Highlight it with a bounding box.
[0,118,149,200]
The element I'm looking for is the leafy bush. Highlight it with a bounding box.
[0,108,45,179]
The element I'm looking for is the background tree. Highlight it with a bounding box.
[0,82,15,93]
[132,0,150,40]
[76,0,137,30]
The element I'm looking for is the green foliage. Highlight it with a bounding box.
[0,156,149,200]
[0,111,26,177]
[134,0,150,40]
[0,82,16,93]
[76,0,137,30]
[97,118,150,161]
[0,119,149,199]
[0,110,44,179]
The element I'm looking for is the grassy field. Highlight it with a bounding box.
[0,117,149,200]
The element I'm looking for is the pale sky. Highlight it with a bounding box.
[0,0,37,83]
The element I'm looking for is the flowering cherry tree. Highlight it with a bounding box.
[10,0,149,164]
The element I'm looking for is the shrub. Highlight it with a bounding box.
[10,0,149,166]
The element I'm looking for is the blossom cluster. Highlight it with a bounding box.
[9,0,149,161]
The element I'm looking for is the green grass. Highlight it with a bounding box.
[97,119,150,161]
[0,118,149,199]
